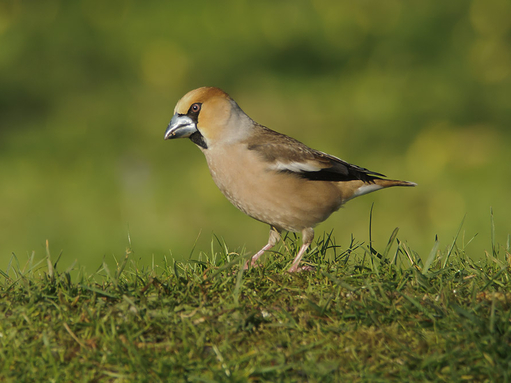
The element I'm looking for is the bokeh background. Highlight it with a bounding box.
[1,0,510,271]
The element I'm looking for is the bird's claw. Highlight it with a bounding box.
[287,264,315,273]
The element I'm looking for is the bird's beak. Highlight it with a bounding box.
[164,114,197,140]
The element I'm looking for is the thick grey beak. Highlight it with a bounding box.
[164,114,197,140]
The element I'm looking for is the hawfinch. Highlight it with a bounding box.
[164,87,415,272]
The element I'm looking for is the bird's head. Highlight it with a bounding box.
[164,87,251,149]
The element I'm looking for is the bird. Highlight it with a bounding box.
[164,87,416,272]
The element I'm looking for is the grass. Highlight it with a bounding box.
[1,229,511,382]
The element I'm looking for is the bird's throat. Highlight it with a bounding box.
[190,131,208,149]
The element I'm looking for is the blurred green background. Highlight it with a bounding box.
[1,0,510,271]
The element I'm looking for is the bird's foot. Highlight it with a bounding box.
[287,264,315,273]
[243,260,262,270]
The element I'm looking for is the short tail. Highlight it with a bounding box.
[346,178,416,200]
[374,179,417,188]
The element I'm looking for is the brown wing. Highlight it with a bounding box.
[246,125,385,182]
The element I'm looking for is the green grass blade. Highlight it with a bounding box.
[233,261,245,306]
[45,240,54,280]
[78,284,118,298]
[115,249,131,281]
[382,227,399,259]
[442,215,466,269]
[490,207,497,258]
[422,235,440,275]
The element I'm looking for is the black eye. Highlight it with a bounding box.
[190,103,201,113]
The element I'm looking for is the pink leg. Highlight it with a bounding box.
[244,227,281,269]
[288,228,314,273]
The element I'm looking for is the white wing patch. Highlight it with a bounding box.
[270,161,322,173]
[352,184,383,198]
